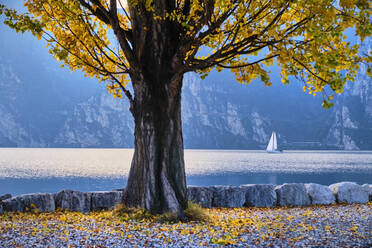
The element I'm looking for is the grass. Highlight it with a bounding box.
[184,201,211,222]
[113,201,210,223]
[113,203,154,221]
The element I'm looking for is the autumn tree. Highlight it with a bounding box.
[1,0,370,218]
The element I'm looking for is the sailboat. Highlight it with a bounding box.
[266,131,282,153]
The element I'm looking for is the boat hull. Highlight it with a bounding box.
[266,150,283,154]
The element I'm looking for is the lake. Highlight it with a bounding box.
[0,148,371,196]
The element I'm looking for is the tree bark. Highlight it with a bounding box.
[123,73,187,218]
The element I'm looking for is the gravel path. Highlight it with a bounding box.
[0,203,371,247]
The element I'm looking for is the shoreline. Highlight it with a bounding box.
[1,182,371,215]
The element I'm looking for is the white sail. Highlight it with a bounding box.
[266,131,279,152]
[273,132,278,150]
[266,132,275,151]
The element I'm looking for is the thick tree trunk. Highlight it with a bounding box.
[123,73,187,218]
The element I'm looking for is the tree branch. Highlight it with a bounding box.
[78,0,137,70]
[216,54,279,69]
[292,56,329,84]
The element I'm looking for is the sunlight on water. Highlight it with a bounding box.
[1,148,371,195]
[185,150,372,175]
[0,148,132,179]
[0,148,371,179]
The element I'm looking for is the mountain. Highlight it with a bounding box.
[0,19,371,149]
[0,60,31,147]
[0,18,100,147]
[54,93,134,148]
[325,38,372,150]
[181,72,329,149]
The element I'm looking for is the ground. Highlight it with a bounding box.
[0,203,371,247]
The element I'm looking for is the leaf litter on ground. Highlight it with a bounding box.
[0,202,371,247]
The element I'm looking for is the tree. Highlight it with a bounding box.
[1,0,371,219]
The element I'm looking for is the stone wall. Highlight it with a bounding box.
[188,182,369,208]
[0,190,123,214]
[0,182,370,214]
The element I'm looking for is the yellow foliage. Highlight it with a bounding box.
[1,0,370,105]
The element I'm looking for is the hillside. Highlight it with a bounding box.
[0,18,371,150]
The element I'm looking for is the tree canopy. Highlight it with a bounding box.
[1,0,371,108]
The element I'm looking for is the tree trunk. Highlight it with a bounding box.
[123,73,187,218]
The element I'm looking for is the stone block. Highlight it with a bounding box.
[275,183,310,206]
[211,186,246,207]
[305,183,335,205]
[0,194,12,201]
[55,190,91,213]
[329,182,368,204]
[362,184,372,202]
[2,193,55,213]
[241,184,277,207]
[187,186,215,208]
[89,191,123,211]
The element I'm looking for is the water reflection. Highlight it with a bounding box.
[268,174,277,185]
[0,148,371,195]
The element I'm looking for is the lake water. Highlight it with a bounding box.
[0,148,371,196]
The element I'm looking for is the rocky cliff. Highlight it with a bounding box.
[54,67,371,150]
[0,62,32,147]
[325,38,372,150]
[55,94,134,148]
[0,22,371,149]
